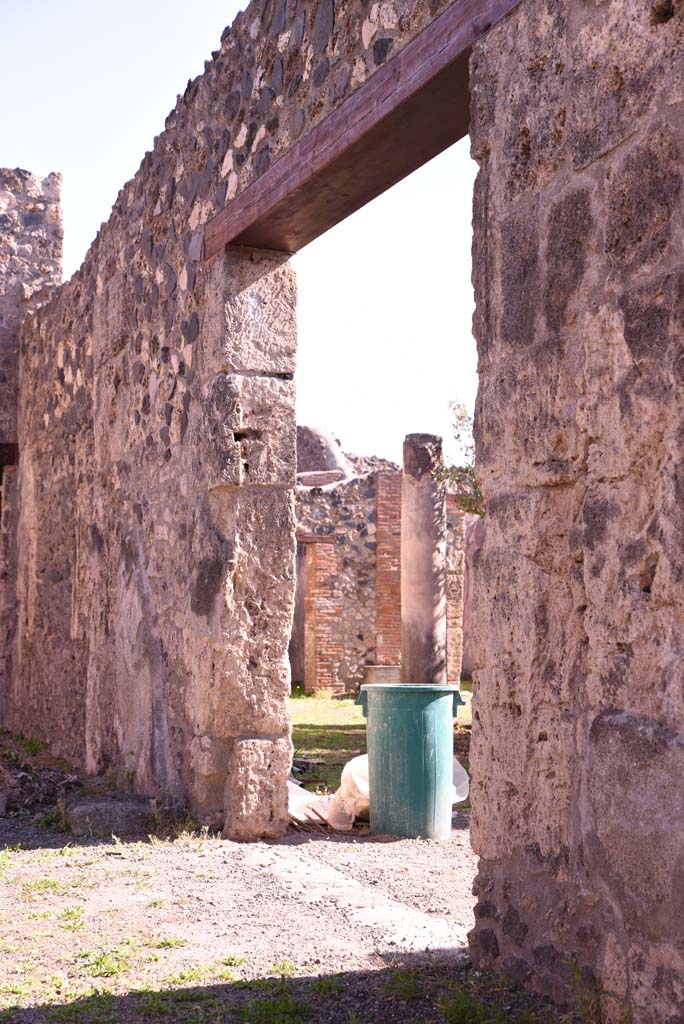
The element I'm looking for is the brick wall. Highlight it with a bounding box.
[375,473,402,666]
[303,540,342,692]
[446,502,466,682]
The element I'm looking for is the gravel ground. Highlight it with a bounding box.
[0,812,573,1024]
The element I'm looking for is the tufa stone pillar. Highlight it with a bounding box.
[400,433,447,684]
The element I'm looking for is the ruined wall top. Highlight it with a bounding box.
[26,0,454,334]
[0,169,62,448]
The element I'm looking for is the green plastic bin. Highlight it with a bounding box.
[356,683,466,840]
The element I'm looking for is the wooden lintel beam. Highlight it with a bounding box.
[204,0,521,258]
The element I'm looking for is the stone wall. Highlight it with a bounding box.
[0,468,19,716]
[295,473,378,692]
[4,0,457,836]
[469,2,684,1019]
[292,471,467,692]
[0,170,62,451]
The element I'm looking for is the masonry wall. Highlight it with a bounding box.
[296,473,378,692]
[292,471,467,692]
[469,2,684,1019]
[375,473,402,666]
[446,501,466,683]
[6,0,457,836]
[0,170,62,449]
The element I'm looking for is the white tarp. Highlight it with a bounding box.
[288,754,469,831]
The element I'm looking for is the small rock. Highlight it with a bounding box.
[65,795,155,838]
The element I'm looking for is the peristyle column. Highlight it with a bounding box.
[400,433,447,684]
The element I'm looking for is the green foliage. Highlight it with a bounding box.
[77,945,133,978]
[237,993,311,1023]
[311,975,343,996]
[144,935,188,949]
[439,989,510,1024]
[268,960,296,979]
[223,953,248,967]
[36,799,69,833]
[59,906,85,931]
[16,734,46,757]
[384,969,423,1001]
[437,401,486,517]
[21,877,66,899]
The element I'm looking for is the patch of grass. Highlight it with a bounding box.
[0,980,31,1000]
[15,733,46,757]
[290,690,472,793]
[46,990,115,1023]
[139,986,217,1019]
[311,975,343,996]
[268,960,296,979]
[59,906,85,931]
[385,969,424,1001]
[36,799,69,833]
[21,878,66,900]
[166,964,209,986]
[144,935,188,949]
[237,992,311,1023]
[77,945,133,978]
[439,989,509,1024]
[223,953,248,967]
[290,693,366,792]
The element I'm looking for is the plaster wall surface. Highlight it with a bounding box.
[4,0,457,836]
[470,1,684,1018]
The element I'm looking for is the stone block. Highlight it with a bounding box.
[222,736,291,839]
[65,795,155,838]
[605,124,682,276]
[202,373,296,487]
[202,249,296,375]
[586,710,684,943]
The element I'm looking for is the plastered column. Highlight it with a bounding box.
[400,433,447,684]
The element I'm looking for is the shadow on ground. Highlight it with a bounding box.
[2,953,576,1024]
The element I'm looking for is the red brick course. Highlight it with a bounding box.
[375,473,402,666]
[303,540,343,692]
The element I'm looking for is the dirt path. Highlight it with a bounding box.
[0,814,571,1023]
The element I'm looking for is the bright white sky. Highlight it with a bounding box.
[0,0,478,466]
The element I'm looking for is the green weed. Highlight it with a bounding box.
[77,946,132,978]
[59,906,85,931]
[21,878,65,900]
[223,953,248,966]
[439,989,508,1024]
[238,992,311,1023]
[36,799,69,833]
[385,969,423,1001]
[268,959,296,979]
[144,935,187,949]
[312,975,343,996]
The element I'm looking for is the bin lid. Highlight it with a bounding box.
[359,683,462,692]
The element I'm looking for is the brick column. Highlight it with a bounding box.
[446,500,466,683]
[303,539,343,693]
[375,473,402,666]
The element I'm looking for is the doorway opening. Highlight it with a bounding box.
[285,135,481,859]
